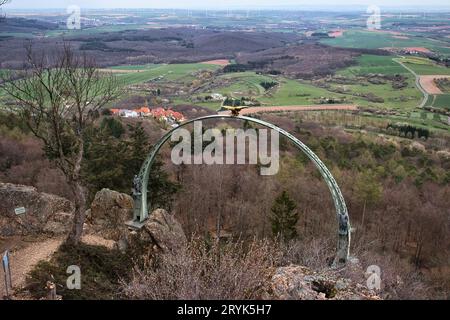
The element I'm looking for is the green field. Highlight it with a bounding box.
[322,29,450,57]
[337,55,407,76]
[210,72,277,97]
[185,72,350,109]
[398,57,450,75]
[110,63,221,86]
[109,64,160,71]
[334,55,422,110]
[169,59,423,111]
[432,94,450,110]
[43,24,155,37]
[259,78,345,106]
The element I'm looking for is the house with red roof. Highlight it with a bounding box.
[108,106,185,124]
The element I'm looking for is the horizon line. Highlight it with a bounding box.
[4,5,450,11]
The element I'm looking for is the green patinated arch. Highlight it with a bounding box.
[128,115,351,266]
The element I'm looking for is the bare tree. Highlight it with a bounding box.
[1,42,121,244]
[0,0,10,19]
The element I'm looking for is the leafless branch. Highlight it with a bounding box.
[0,40,122,244]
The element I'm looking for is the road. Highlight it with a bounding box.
[393,57,429,109]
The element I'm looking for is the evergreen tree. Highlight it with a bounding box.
[125,123,179,210]
[354,170,382,230]
[83,121,179,209]
[270,191,299,241]
[100,117,125,138]
[83,129,129,202]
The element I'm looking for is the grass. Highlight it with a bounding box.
[337,55,407,76]
[334,55,423,110]
[43,24,154,37]
[185,72,350,108]
[398,56,450,75]
[322,29,450,57]
[176,66,423,112]
[432,94,450,110]
[327,76,421,110]
[113,63,221,86]
[108,64,160,71]
[213,72,275,96]
[259,78,345,106]
[405,63,450,76]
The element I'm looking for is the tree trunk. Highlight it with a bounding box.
[361,200,366,230]
[66,180,87,245]
[66,139,86,245]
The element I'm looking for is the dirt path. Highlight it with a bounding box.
[0,238,63,299]
[0,234,116,299]
[419,75,450,95]
[200,59,231,66]
[218,104,358,116]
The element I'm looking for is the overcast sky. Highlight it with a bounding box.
[4,0,450,9]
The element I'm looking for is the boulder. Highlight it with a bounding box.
[87,188,133,241]
[134,209,187,254]
[263,265,380,300]
[0,183,74,236]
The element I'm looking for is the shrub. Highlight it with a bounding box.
[121,238,279,300]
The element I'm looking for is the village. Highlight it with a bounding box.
[109,106,186,127]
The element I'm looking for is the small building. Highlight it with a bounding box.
[122,110,139,118]
[109,106,185,123]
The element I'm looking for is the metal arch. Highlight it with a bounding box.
[130,114,351,266]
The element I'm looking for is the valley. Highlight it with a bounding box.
[0,4,450,302]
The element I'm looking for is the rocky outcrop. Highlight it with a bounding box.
[263,265,380,300]
[0,183,73,236]
[132,209,187,254]
[86,188,133,241]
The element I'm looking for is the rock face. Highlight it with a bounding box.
[135,209,187,254]
[87,188,133,241]
[0,183,74,236]
[263,265,380,300]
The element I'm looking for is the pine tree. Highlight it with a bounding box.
[83,129,129,202]
[83,121,178,209]
[270,191,299,241]
[354,169,382,230]
[125,123,179,210]
[100,117,125,138]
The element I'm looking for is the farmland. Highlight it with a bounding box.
[109,63,221,86]
[1,8,449,128]
[399,56,450,75]
[1,5,450,302]
[432,94,450,110]
[337,55,407,76]
[103,51,448,130]
[322,29,450,57]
